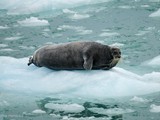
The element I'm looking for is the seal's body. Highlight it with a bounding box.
[28,41,121,70]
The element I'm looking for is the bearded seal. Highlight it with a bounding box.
[28,41,121,70]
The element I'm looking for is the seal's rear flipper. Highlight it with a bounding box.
[28,56,33,66]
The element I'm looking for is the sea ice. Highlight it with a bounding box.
[57,25,92,35]
[150,104,160,113]
[110,43,124,47]
[0,25,9,29]
[18,17,49,27]
[89,107,134,115]
[62,9,76,14]
[143,55,160,67]
[1,56,160,98]
[99,32,120,37]
[4,36,22,41]
[0,44,8,48]
[130,96,150,103]
[45,103,85,113]
[0,48,15,52]
[69,13,90,20]
[149,8,160,17]
[0,0,109,15]
[32,109,46,114]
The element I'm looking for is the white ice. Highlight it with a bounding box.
[130,96,150,103]
[62,9,76,14]
[99,32,120,37]
[19,46,35,50]
[69,13,90,20]
[32,109,46,114]
[0,25,9,29]
[110,43,124,48]
[0,0,110,15]
[0,48,15,52]
[0,56,160,98]
[143,55,160,67]
[149,8,160,17]
[4,36,22,41]
[57,25,93,35]
[0,44,8,48]
[150,104,160,113]
[89,107,134,115]
[18,17,49,27]
[45,103,85,113]
[118,6,135,9]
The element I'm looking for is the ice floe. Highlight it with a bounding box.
[0,56,160,98]
[4,36,22,41]
[0,25,9,29]
[0,48,15,52]
[18,17,49,27]
[110,43,124,48]
[32,109,46,114]
[69,13,90,20]
[0,44,8,48]
[89,107,134,115]
[0,0,110,15]
[149,8,160,17]
[62,9,76,14]
[45,103,85,113]
[150,104,160,113]
[99,32,120,37]
[143,55,160,67]
[130,96,150,103]
[57,25,92,35]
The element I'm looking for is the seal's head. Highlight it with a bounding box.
[28,56,33,66]
[111,47,121,59]
[109,47,121,67]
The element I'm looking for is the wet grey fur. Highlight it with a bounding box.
[28,41,120,70]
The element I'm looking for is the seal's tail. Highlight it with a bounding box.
[28,56,33,66]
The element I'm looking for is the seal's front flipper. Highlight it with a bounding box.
[101,65,110,70]
[83,55,93,70]
[28,56,33,66]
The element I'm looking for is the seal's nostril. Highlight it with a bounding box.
[116,56,121,58]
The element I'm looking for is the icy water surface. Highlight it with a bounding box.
[0,0,160,120]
